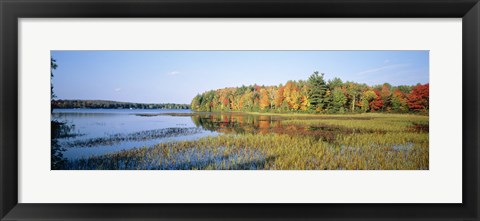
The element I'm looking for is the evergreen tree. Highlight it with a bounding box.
[307,72,328,112]
[331,88,347,113]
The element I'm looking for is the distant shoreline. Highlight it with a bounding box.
[51,99,190,110]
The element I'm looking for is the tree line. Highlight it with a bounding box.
[52,100,190,110]
[191,72,429,114]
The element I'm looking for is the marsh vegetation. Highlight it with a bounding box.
[54,109,428,170]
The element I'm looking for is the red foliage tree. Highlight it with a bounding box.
[407,83,429,111]
[222,97,229,107]
[369,89,384,112]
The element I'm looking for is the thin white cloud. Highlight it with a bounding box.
[356,63,410,75]
[384,59,390,64]
[114,88,121,92]
[167,71,180,76]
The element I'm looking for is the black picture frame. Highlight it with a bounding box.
[1,0,479,220]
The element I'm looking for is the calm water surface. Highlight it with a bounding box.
[52,109,343,160]
[52,109,218,159]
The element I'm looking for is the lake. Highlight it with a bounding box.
[52,108,338,160]
[52,109,217,159]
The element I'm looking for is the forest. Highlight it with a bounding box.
[52,99,190,110]
[191,72,429,114]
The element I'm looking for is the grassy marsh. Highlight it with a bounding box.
[64,113,428,170]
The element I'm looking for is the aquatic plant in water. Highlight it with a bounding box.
[65,127,204,148]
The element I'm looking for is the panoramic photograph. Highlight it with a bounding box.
[51,51,429,170]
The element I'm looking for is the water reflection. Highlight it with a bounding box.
[52,109,359,162]
[190,112,353,142]
[52,109,217,160]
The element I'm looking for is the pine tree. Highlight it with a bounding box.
[307,72,328,112]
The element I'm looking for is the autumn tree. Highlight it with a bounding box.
[299,83,310,111]
[191,94,201,110]
[407,83,429,112]
[274,85,285,111]
[283,81,302,110]
[346,82,364,113]
[380,83,392,112]
[361,90,377,112]
[259,88,270,110]
[391,89,409,113]
[369,89,384,112]
[241,89,255,111]
[267,86,277,110]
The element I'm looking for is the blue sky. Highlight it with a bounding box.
[51,51,429,104]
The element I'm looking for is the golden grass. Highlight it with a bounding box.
[282,113,428,132]
[67,113,428,170]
